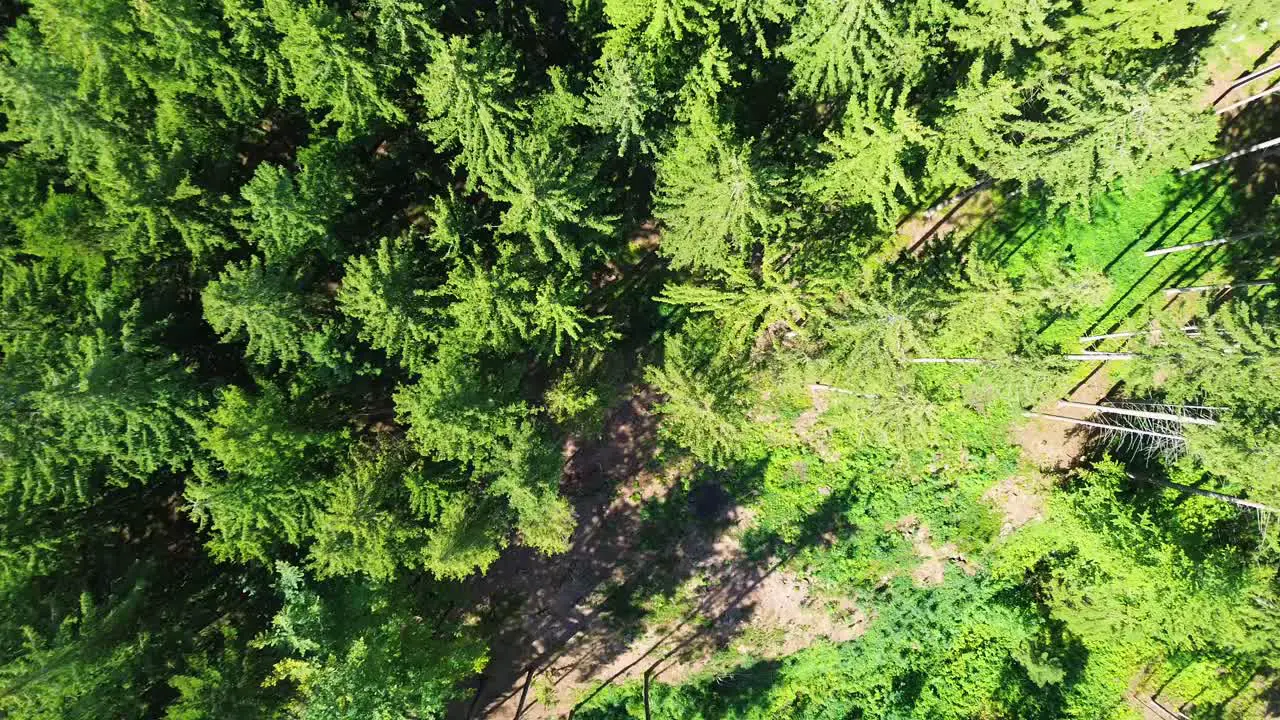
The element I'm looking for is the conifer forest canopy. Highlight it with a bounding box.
[4,0,1280,717]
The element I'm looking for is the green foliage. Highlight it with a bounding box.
[645,321,763,467]
[165,625,282,720]
[258,564,486,719]
[187,385,347,562]
[417,35,522,188]
[812,104,928,228]
[782,0,929,102]
[202,258,335,368]
[0,584,157,720]
[265,0,406,135]
[654,99,776,271]
[238,141,354,263]
[337,234,437,372]
[0,1,1274,717]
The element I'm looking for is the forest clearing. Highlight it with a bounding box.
[2,1,1280,720]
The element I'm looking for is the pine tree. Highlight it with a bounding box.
[164,624,283,720]
[601,0,715,47]
[990,73,1217,211]
[811,102,929,228]
[657,250,838,353]
[237,141,354,263]
[264,0,405,136]
[32,324,201,483]
[202,258,332,368]
[133,0,269,124]
[395,345,574,568]
[490,127,612,269]
[337,234,438,373]
[782,0,929,102]
[416,34,523,188]
[926,65,1021,189]
[258,564,487,719]
[644,320,762,467]
[947,0,1065,59]
[654,96,776,271]
[585,50,659,156]
[186,384,347,563]
[0,22,124,175]
[307,443,435,582]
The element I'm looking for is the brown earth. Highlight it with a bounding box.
[457,387,866,720]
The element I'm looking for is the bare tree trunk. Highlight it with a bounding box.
[643,670,653,720]
[1056,400,1219,426]
[1181,136,1280,174]
[1022,412,1185,441]
[1079,326,1198,343]
[1164,280,1277,296]
[809,384,881,399]
[1144,231,1263,256]
[1217,83,1280,114]
[1218,61,1280,98]
[513,668,534,719]
[1062,352,1137,360]
[1129,473,1279,514]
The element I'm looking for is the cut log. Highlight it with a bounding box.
[1144,231,1262,256]
[1164,280,1276,296]
[1181,136,1280,174]
[1022,412,1185,441]
[1057,400,1219,426]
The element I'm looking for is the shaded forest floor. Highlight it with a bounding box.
[454,388,865,719]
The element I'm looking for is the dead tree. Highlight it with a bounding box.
[1062,352,1136,361]
[1022,411,1187,457]
[1128,473,1279,514]
[909,357,988,364]
[1164,280,1277,296]
[809,383,881,399]
[911,353,1135,363]
[1056,400,1219,426]
[1181,136,1280,174]
[1144,231,1263,256]
[1217,83,1280,114]
[1079,326,1198,343]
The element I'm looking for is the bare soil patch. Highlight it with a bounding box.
[983,474,1047,536]
[894,516,977,588]
[1013,366,1117,471]
[458,388,862,720]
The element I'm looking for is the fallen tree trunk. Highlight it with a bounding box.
[1062,352,1136,360]
[1144,231,1262,256]
[1217,83,1280,114]
[1129,474,1279,514]
[1164,280,1276,296]
[1078,326,1198,343]
[1022,411,1185,442]
[1057,400,1219,426]
[1181,136,1280,174]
